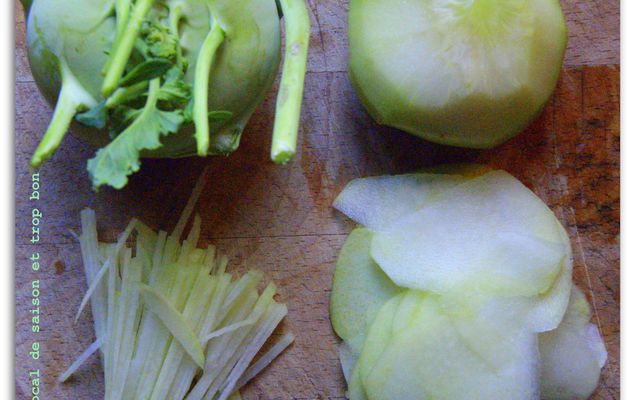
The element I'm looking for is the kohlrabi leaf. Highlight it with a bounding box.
[87,79,184,189]
[371,171,566,297]
[158,68,192,105]
[76,101,108,129]
[330,228,402,347]
[119,58,173,87]
[539,286,607,400]
[208,110,234,122]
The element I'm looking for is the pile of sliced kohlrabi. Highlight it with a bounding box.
[60,175,293,399]
[24,0,309,189]
[331,166,607,400]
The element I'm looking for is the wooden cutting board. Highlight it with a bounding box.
[15,0,619,398]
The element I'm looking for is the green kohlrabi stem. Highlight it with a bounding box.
[105,81,149,108]
[31,62,97,168]
[101,0,132,75]
[116,0,132,38]
[102,0,156,97]
[169,2,186,69]
[193,19,225,156]
[271,0,310,164]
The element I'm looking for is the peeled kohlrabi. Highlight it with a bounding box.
[348,0,567,148]
[24,0,309,189]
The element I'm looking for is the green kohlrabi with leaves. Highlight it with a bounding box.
[24,0,309,189]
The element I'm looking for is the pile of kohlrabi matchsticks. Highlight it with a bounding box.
[59,177,294,400]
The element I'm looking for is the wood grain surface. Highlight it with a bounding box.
[15,0,620,399]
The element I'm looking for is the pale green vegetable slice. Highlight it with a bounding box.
[355,294,403,390]
[75,218,138,322]
[362,295,540,400]
[330,228,401,348]
[539,286,607,400]
[348,0,567,148]
[348,294,403,400]
[523,220,573,332]
[337,340,358,384]
[58,336,105,382]
[333,174,467,230]
[234,332,295,390]
[371,171,566,297]
[139,283,206,368]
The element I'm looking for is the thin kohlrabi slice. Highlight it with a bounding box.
[539,286,607,400]
[353,294,404,396]
[371,170,566,297]
[150,266,214,400]
[234,332,295,391]
[75,218,138,322]
[58,335,105,382]
[139,283,206,368]
[271,0,310,164]
[110,255,144,399]
[333,173,467,231]
[523,220,573,332]
[330,228,401,349]
[362,295,540,400]
[203,318,255,342]
[217,303,289,400]
[165,274,231,400]
[78,209,108,344]
[337,340,359,385]
[187,283,275,400]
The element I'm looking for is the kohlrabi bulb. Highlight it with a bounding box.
[348,0,567,148]
[24,0,309,189]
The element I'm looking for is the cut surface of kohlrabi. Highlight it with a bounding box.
[348,0,567,148]
[333,174,467,231]
[371,171,567,298]
[539,285,608,400]
[360,294,540,400]
[330,228,402,349]
[351,294,404,399]
[333,164,491,231]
